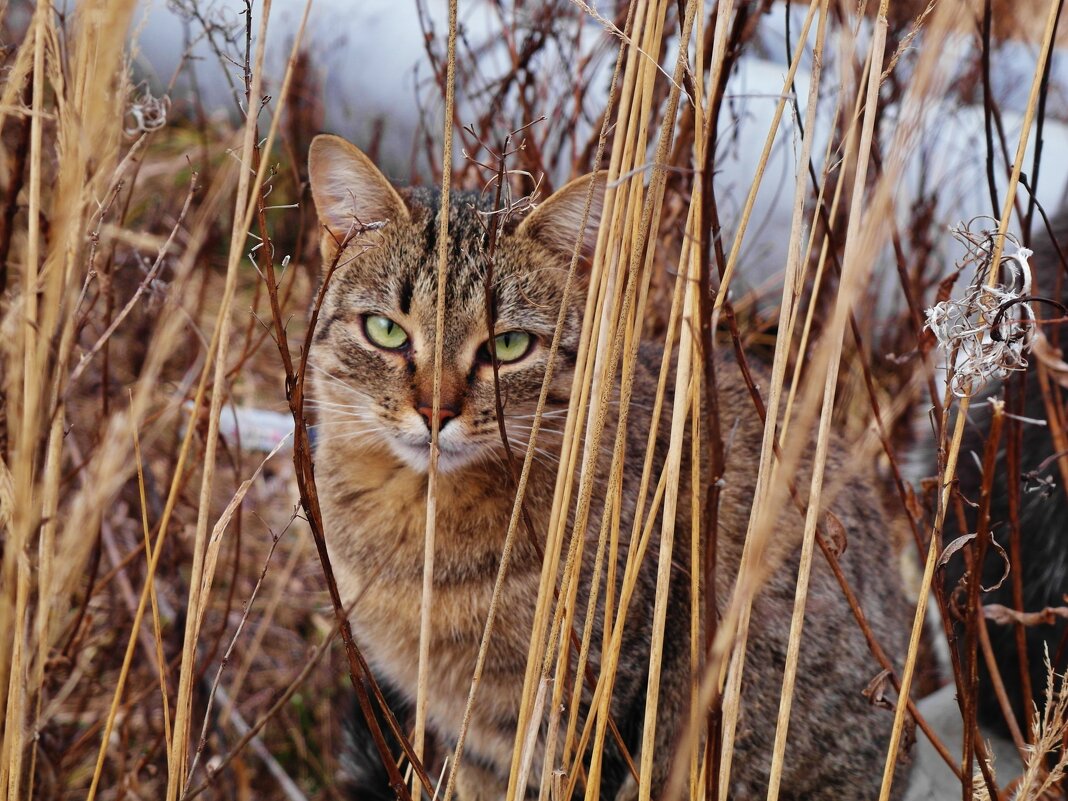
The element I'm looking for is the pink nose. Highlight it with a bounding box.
[416,404,459,430]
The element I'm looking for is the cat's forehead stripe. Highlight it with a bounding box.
[410,192,497,311]
[397,272,414,315]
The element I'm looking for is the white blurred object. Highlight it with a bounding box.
[903,683,1022,801]
[182,401,294,452]
[133,1,1068,295]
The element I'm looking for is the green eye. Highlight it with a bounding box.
[364,315,409,349]
[488,331,532,363]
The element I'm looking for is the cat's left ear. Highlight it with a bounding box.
[519,172,607,264]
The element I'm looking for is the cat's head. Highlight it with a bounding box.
[307,134,605,473]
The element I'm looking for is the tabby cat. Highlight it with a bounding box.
[307,133,912,800]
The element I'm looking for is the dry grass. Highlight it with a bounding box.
[2,0,1068,800]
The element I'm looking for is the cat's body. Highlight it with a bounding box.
[307,134,912,799]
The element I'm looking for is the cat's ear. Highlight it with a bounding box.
[519,172,607,264]
[308,134,410,245]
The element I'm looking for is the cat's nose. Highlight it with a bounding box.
[416,404,459,431]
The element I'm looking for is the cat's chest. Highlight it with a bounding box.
[324,463,513,561]
[319,448,538,607]
[320,450,542,682]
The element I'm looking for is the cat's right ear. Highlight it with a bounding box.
[519,171,607,266]
[308,134,410,248]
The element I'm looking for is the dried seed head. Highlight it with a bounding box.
[925,221,1035,397]
[124,84,169,138]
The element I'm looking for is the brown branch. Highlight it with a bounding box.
[185,514,293,785]
[1005,371,1037,736]
[960,401,1006,799]
[260,208,431,799]
[182,612,342,801]
[67,175,201,391]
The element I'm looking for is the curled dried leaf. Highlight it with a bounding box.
[903,483,924,525]
[937,533,976,571]
[980,535,1010,593]
[984,603,1068,628]
[899,714,917,765]
[822,510,848,558]
[862,669,896,711]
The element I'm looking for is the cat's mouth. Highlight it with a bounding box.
[386,434,483,474]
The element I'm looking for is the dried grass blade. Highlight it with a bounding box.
[763,4,833,798]
[416,0,458,789]
[134,425,174,770]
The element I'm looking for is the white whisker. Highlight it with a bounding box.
[304,407,378,421]
[303,399,373,411]
[306,363,375,401]
[311,430,390,447]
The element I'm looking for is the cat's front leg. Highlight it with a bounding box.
[453,760,510,801]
